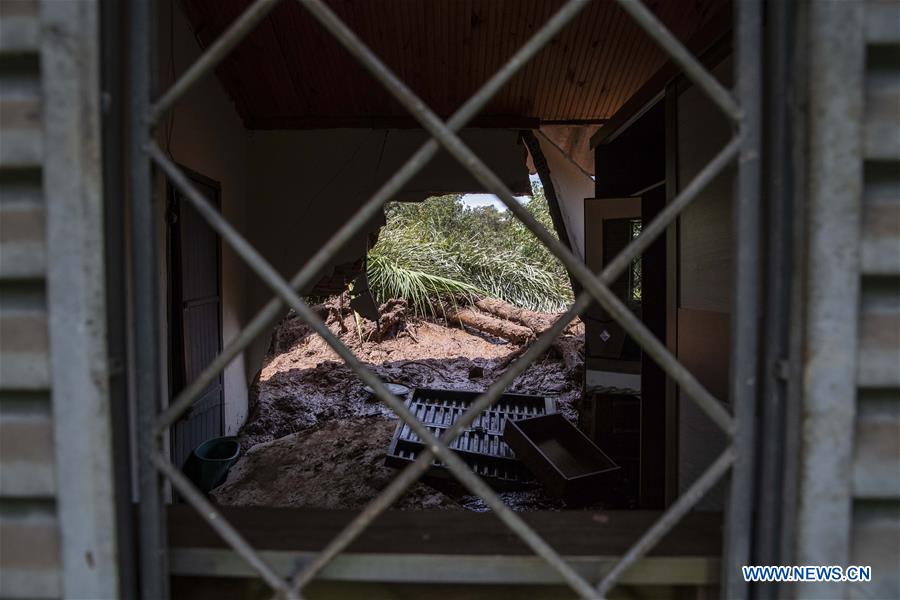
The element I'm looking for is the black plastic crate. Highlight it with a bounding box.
[503,413,620,500]
[385,388,556,484]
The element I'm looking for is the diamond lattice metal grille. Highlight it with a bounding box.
[130,0,760,598]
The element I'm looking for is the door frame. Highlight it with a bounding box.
[165,165,224,465]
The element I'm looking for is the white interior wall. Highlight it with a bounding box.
[158,0,251,435]
[535,131,593,260]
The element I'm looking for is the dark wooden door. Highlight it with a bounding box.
[168,171,224,470]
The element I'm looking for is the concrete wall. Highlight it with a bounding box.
[848,1,900,594]
[800,2,900,597]
[1,1,120,596]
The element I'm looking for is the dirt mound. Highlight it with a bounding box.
[214,416,459,510]
[240,295,583,449]
[222,295,587,511]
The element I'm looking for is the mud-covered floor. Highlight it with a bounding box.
[213,295,598,511]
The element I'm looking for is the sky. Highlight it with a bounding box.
[459,173,541,211]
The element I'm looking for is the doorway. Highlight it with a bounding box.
[167,169,224,470]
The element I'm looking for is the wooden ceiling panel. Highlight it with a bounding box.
[178,0,727,128]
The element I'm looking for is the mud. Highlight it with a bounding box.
[220,295,589,511]
[213,417,459,510]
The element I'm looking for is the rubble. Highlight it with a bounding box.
[219,294,588,511]
[213,417,460,510]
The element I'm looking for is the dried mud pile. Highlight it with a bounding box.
[213,295,587,511]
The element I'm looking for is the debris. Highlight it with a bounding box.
[384,388,557,485]
[503,413,619,501]
[447,305,535,344]
[475,297,555,334]
[213,417,460,510]
[475,297,584,337]
[362,382,411,399]
[226,294,589,511]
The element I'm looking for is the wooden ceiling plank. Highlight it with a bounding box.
[176,0,725,128]
[556,0,599,121]
[502,0,527,119]
[528,0,560,120]
[590,0,732,147]
[343,0,371,118]
[585,5,632,119]
[177,0,255,125]
[609,20,660,120]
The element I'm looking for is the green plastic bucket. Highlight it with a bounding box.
[188,436,241,494]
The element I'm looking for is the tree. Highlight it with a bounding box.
[367,185,574,315]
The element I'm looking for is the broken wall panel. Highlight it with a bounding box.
[535,132,594,260]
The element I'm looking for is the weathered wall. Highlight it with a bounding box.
[849,1,900,591]
[796,2,900,598]
[1,1,120,597]
[0,3,62,595]
[850,4,900,597]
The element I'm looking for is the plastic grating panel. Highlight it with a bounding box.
[385,388,557,484]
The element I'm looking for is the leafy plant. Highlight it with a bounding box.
[366,230,480,317]
[366,185,574,316]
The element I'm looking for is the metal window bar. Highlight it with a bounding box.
[129,0,166,597]
[128,0,761,598]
